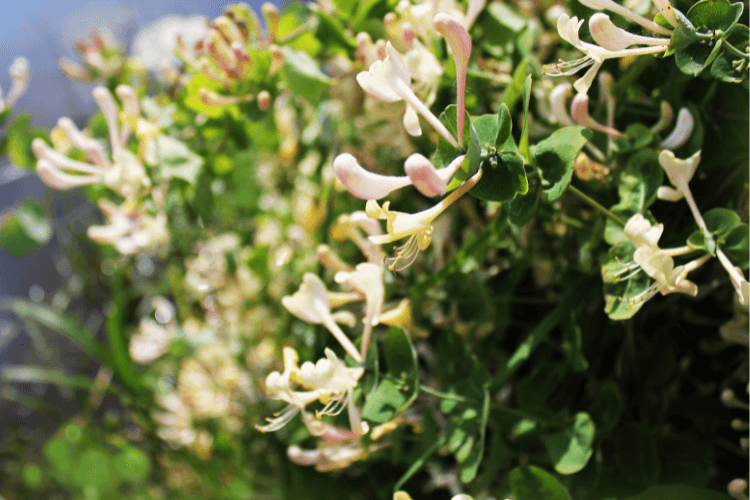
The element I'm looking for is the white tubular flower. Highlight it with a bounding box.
[35,88,151,198]
[624,214,663,249]
[545,15,669,94]
[298,348,368,435]
[549,83,576,126]
[660,107,694,150]
[571,93,625,137]
[434,13,472,144]
[330,211,385,264]
[717,249,750,306]
[650,101,674,133]
[333,153,465,200]
[614,214,709,306]
[282,274,363,363]
[129,318,171,364]
[356,42,458,147]
[366,169,482,271]
[577,0,673,35]
[86,199,169,256]
[589,13,671,51]
[657,149,701,204]
[3,57,30,109]
[465,0,487,30]
[335,263,385,358]
[256,347,321,433]
[333,153,412,200]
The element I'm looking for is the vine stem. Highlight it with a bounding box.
[568,185,626,227]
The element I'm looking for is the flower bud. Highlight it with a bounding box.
[660,107,694,150]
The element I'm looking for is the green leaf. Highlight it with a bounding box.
[687,0,744,32]
[383,327,417,379]
[509,465,572,500]
[278,3,322,55]
[722,224,749,269]
[150,135,204,184]
[496,103,513,147]
[1,299,111,365]
[519,75,532,162]
[687,208,745,259]
[711,49,746,82]
[472,151,528,202]
[613,423,661,486]
[0,201,52,256]
[589,379,624,435]
[281,47,330,104]
[362,379,407,423]
[507,184,540,225]
[4,112,47,169]
[626,485,732,500]
[614,149,664,213]
[534,126,593,202]
[436,105,482,190]
[314,10,357,50]
[675,38,724,76]
[330,0,358,18]
[670,13,700,52]
[544,412,595,474]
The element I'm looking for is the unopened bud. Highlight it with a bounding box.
[261,3,280,45]
[660,107,694,150]
[269,44,284,76]
[257,90,271,111]
[198,87,254,107]
[213,16,243,45]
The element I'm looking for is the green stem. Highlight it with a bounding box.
[419,384,470,402]
[276,18,317,45]
[723,41,750,60]
[568,185,626,227]
[490,403,564,427]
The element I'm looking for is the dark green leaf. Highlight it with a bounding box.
[362,379,406,423]
[509,465,572,500]
[502,59,530,109]
[534,126,593,202]
[675,38,724,76]
[314,10,357,50]
[613,423,660,486]
[722,224,749,269]
[507,184,539,225]
[687,0,743,32]
[670,13,699,52]
[472,150,528,202]
[544,412,595,474]
[437,105,481,190]
[496,103,513,147]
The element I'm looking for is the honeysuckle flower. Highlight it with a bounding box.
[549,82,576,126]
[288,439,386,472]
[656,149,711,236]
[434,13,472,144]
[0,57,30,112]
[282,273,363,363]
[571,93,625,137]
[717,249,750,306]
[545,15,669,94]
[366,169,482,271]
[34,87,151,198]
[330,211,385,264]
[660,107,694,150]
[318,244,354,272]
[357,42,458,147]
[256,347,321,432]
[334,152,465,200]
[589,13,671,51]
[298,348,368,434]
[379,298,430,338]
[335,263,385,357]
[614,214,709,305]
[129,318,172,364]
[86,199,169,256]
[577,0,673,35]
[653,0,680,29]
[650,101,674,133]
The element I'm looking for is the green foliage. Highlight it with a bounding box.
[508,465,572,500]
[534,127,593,202]
[0,201,52,255]
[281,47,330,104]
[544,412,595,475]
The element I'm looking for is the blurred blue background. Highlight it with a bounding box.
[0,0,274,430]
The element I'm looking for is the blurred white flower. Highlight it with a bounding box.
[132,15,208,72]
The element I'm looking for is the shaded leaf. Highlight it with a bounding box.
[544,412,595,474]
[509,465,572,500]
[534,126,592,202]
